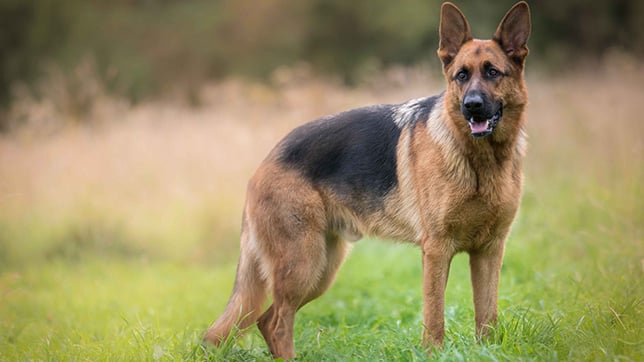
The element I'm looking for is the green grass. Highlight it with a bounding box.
[1,69,643,360]
[1,175,642,361]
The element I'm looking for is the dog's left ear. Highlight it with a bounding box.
[493,1,531,67]
[438,2,473,68]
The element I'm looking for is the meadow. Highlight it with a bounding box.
[0,61,642,360]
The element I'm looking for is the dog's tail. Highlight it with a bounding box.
[203,226,267,345]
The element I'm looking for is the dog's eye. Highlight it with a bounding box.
[456,70,469,82]
[487,68,500,78]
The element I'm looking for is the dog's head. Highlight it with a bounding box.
[438,2,531,139]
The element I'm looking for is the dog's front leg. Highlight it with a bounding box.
[421,240,453,349]
[469,243,505,341]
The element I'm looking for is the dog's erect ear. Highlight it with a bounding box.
[493,1,531,67]
[438,2,472,68]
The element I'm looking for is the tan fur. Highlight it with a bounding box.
[205,2,531,359]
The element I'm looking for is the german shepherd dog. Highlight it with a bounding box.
[204,2,531,359]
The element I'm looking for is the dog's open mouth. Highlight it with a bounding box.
[468,108,502,138]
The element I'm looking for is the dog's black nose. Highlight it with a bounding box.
[463,93,484,113]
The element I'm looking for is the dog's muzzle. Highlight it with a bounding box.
[462,92,503,138]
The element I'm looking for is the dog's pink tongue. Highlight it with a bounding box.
[469,120,489,133]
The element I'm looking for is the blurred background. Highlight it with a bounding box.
[1,0,643,113]
[0,0,642,266]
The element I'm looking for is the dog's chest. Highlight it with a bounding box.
[445,195,510,249]
[435,167,521,250]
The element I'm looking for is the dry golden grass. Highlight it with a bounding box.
[0,60,642,265]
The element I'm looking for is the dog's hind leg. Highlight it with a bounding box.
[297,233,351,310]
[257,230,330,360]
[257,233,350,359]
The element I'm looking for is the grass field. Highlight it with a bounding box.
[1,63,642,360]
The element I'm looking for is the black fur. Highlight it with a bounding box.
[277,97,438,211]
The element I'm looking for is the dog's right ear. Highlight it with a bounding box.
[493,1,531,67]
[438,2,472,69]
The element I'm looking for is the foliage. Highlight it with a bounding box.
[1,0,643,112]
[0,0,72,108]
